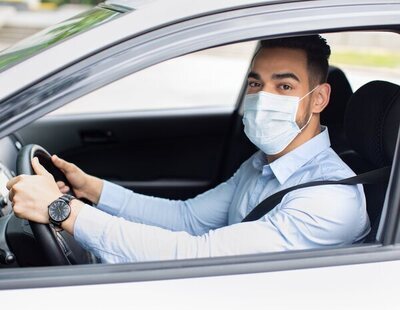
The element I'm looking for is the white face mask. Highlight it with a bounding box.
[242,86,318,155]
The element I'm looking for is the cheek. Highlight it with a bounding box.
[246,87,258,94]
[295,98,313,124]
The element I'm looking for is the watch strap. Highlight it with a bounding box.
[59,194,75,204]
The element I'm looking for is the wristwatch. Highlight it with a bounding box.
[48,194,74,228]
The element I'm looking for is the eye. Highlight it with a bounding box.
[279,84,292,91]
[248,80,262,88]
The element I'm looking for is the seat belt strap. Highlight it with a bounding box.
[241,166,391,223]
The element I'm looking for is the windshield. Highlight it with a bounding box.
[0,6,123,72]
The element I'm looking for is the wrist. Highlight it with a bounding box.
[84,175,103,204]
[60,199,84,234]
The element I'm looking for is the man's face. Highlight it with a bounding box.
[247,47,314,127]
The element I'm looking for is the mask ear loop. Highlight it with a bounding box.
[299,112,313,131]
[299,84,320,101]
[298,85,320,131]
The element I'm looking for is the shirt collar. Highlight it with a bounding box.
[252,126,331,184]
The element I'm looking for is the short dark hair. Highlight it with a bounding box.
[258,35,331,89]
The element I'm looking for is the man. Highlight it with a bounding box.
[7,35,370,263]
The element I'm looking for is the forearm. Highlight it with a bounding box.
[96,180,203,233]
[73,206,288,263]
[93,155,246,234]
[84,175,103,204]
[96,180,235,235]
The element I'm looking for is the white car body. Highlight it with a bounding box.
[0,0,399,309]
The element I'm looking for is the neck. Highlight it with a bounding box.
[267,116,321,163]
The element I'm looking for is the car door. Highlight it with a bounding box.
[0,1,400,309]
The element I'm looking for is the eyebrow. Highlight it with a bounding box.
[271,72,300,82]
[247,71,300,83]
[247,71,261,80]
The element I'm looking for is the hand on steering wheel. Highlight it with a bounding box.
[51,155,102,205]
[8,157,64,224]
[13,144,95,265]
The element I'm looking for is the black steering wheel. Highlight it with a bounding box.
[16,144,95,265]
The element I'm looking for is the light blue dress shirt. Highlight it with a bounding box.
[74,127,370,263]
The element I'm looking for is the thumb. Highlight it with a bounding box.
[31,157,51,176]
[52,154,73,173]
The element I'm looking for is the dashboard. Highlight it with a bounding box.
[0,135,25,267]
[0,134,58,268]
[0,135,21,217]
[0,135,33,268]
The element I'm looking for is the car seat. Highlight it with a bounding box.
[341,80,400,242]
[321,66,353,153]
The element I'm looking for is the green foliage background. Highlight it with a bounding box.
[42,0,102,6]
[0,7,119,70]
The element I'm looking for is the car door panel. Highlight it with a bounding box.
[17,108,236,199]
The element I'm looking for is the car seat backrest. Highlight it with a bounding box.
[342,80,400,242]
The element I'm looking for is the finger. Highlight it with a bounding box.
[8,188,14,201]
[52,155,72,172]
[57,182,70,193]
[6,176,21,190]
[56,181,66,188]
[60,185,70,194]
[31,157,51,176]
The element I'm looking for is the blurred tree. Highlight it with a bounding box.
[0,7,119,70]
[41,0,103,6]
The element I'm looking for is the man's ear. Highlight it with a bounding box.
[312,83,331,113]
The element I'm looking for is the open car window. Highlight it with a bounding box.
[16,31,399,255]
[48,42,257,115]
[48,32,400,116]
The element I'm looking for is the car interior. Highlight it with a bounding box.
[0,31,399,267]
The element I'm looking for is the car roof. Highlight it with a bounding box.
[105,0,286,11]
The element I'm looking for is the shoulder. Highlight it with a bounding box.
[285,147,357,188]
[282,147,365,216]
[275,179,367,245]
[234,150,264,176]
[263,145,370,245]
[317,147,357,179]
[267,183,368,246]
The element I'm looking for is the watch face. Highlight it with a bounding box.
[49,200,70,222]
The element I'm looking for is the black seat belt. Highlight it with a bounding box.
[241,166,391,222]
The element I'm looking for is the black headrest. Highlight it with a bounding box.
[344,80,400,168]
[321,66,353,126]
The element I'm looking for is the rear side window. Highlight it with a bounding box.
[325,31,400,91]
